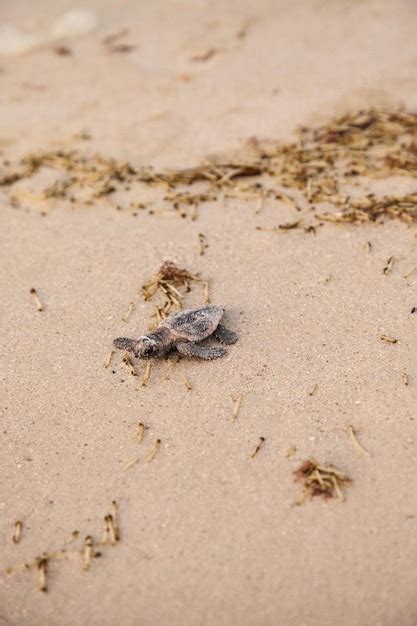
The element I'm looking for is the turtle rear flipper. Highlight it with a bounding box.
[113,337,137,352]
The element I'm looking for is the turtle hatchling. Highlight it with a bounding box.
[113,305,238,360]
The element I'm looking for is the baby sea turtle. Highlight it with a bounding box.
[113,305,238,360]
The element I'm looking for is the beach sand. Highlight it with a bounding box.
[0,1,416,625]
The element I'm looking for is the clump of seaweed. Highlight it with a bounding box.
[293,459,352,504]
[141,261,203,328]
[2,107,417,225]
[1,150,137,204]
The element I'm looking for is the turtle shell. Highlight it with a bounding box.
[162,305,224,342]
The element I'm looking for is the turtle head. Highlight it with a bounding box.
[113,334,165,359]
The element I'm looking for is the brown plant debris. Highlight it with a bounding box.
[183,376,192,391]
[12,521,22,544]
[30,287,43,311]
[140,361,152,387]
[122,301,134,322]
[2,108,417,225]
[403,266,417,279]
[104,349,114,368]
[123,353,139,377]
[37,558,48,592]
[82,536,93,571]
[198,232,208,255]
[189,48,219,62]
[146,438,161,463]
[141,261,206,327]
[348,425,372,457]
[136,422,146,445]
[256,219,303,232]
[5,503,117,591]
[380,334,398,344]
[54,46,72,56]
[286,446,297,459]
[230,394,243,420]
[251,436,265,459]
[383,256,395,275]
[293,459,352,503]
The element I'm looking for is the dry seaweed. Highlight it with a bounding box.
[146,439,161,463]
[230,394,242,420]
[251,437,265,459]
[286,446,297,459]
[30,287,43,312]
[141,261,205,328]
[347,425,372,457]
[2,107,417,226]
[383,256,395,275]
[122,301,134,322]
[140,361,152,387]
[5,503,117,592]
[104,350,114,369]
[136,422,146,445]
[12,521,22,544]
[380,334,398,344]
[182,376,192,391]
[293,459,351,503]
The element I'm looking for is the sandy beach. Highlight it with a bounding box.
[1,1,417,625]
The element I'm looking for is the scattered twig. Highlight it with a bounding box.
[29,288,43,312]
[12,521,22,544]
[286,446,297,458]
[230,394,242,420]
[123,457,140,471]
[140,361,152,387]
[251,437,265,459]
[82,536,93,571]
[104,350,114,369]
[403,371,409,386]
[183,377,192,391]
[307,383,318,396]
[403,266,417,279]
[105,515,118,545]
[203,280,210,304]
[348,425,372,457]
[380,334,398,344]
[136,422,146,445]
[165,355,180,380]
[189,48,218,62]
[198,233,208,256]
[256,219,302,232]
[123,353,139,377]
[111,501,120,541]
[37,558,48,592]
[122,301,134,322]
[383,256,395,275]
[146,439,161,463]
